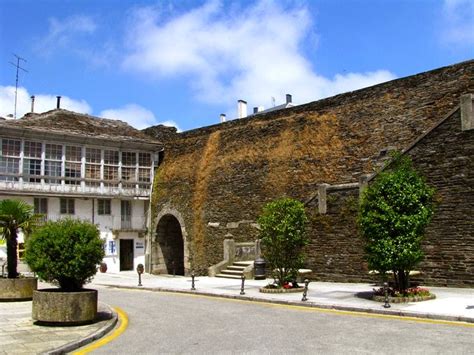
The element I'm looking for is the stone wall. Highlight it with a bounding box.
[405,109,474,286]
[148,60,474,285]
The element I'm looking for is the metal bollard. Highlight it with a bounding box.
[240,275,246,295]
[191,271,196,290]
[383,282,391,308]
[301,279,310,301]
[136,263,144,287]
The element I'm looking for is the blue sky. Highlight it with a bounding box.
[0,0,473,131]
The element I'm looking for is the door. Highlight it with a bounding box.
[120,239,134,271]
[121,200,132,229]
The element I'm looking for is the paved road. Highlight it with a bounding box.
[88,286,473,354]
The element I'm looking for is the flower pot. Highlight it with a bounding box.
[32,288,98,325]
[259,286,304,293]
[99,262,108,273]
[0,277,37,301]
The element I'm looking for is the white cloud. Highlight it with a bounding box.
[0,86,91,118]
[123,0,396,117]
[100,104,181,131]
[441,0,474,45]
[35,15,97,56]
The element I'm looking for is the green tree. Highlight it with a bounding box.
[258,198,308,286]
[359,154,435,293]
[0,199,38,278]
[25,219,105,291]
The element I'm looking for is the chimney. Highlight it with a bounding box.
[56,96,61,109]
[30,95,35,113]
[220,113,226,123]
[237,100,247,119]
[253,107,258,114]
[286,94,292,104]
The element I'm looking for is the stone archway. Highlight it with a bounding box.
[156,215,184,275]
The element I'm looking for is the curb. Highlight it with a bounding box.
[45,303,118,355]
[98,284,474,325]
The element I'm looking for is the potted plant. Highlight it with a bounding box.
[0,199,39,301]
[257,198,309,293]
[25,218,105,324]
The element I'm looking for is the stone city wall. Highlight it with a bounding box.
[147,60,474,285]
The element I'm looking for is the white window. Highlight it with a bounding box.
[60,198,75,214]
[98,199,111,215]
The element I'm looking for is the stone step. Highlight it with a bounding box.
[233,261,254,267]
[215,273,242,279]
[221,269,243,275]
[227,265,246,271]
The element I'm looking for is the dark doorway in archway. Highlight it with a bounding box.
[156,215,184,276]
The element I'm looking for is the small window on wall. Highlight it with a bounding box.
[60,198,75,214]
[98,199,111,215]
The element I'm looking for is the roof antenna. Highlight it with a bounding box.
[9,54,28,119]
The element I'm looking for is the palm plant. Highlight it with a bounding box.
[0,199,37,278]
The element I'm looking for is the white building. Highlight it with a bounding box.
[0,107,163,273]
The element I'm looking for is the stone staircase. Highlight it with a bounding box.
[215,261,253,279]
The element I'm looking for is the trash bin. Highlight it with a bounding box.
[254,257,266,280]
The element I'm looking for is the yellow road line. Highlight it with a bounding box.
[115,287,474,328]
[73,307,128,355]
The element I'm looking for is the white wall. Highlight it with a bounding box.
[0,195,147,274]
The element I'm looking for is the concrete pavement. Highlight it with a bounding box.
[1,272,473,354]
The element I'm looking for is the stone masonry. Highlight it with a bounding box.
[144,60,474,286]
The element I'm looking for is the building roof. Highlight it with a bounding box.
[0,109,163,150]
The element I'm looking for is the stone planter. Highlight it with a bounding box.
[372,293,436,303]
[32,288,98,325]
[260,287,304,293]
[0,277,37,301]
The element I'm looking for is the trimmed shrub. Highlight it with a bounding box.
[258,198,308,286]
[25,219,105,291]
[359,154,435,293]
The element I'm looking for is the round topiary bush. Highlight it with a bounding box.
[25,218,105,291]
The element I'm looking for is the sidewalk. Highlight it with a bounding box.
[91,271,474,323]
[0,301,116,355]
[1,273,473,354]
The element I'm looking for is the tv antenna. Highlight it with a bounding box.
[9,54,28,119]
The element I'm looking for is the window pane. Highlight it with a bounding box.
[24,141,42,158]
[98,199,111,215]
[34,198,48,214]
[104,150,118,165]
[85,163,100,187]
[45,144,62,160]
[45,161,61,184]
[85,164,100,179]
[65,162,81,185]
[0,157,19,174]
[138,168,150,182]
[104,166,118,181]
[60,198,74,214]
[23,158,41,183]
[66,146,82,162]
[138,153,151,167]
[1,139,21,156]
[122,152,136,166]
[122,167,136,182]
[86,148,101,163]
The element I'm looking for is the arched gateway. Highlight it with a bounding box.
[151,209,189,276]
